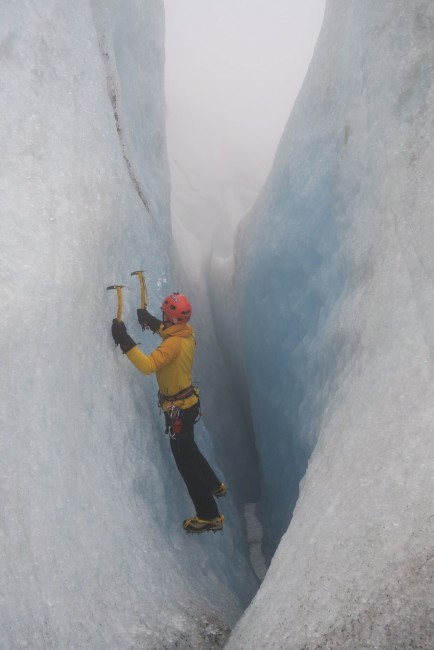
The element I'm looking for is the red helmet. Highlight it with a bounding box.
[161,292,192,323]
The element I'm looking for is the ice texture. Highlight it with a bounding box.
[0,2,257,647]
[226,0,434,647]
[4,0,434,647]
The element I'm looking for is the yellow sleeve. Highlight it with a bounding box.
[125,337,181,375]
[126,346,157,375]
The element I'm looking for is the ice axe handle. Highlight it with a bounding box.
[131,270,148,310]
[106,285,127,321]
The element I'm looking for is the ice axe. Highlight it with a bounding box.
[130,270,148,309]
[106,284,129,321]
[131,270,150,331]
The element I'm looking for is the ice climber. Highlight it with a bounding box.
[111,292,226,533]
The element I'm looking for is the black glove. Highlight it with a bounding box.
[137,308,162,333]
[111,319,137,353]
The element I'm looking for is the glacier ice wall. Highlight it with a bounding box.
[0,2,256,648]
[226,0,434,647]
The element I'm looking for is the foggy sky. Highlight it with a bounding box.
[163,0,326,252]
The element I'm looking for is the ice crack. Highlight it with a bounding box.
[98,40,150,213]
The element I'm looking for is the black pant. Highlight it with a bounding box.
[165,403,221,520]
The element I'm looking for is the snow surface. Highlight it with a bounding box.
[225,0,434,647]
[0,2,257,647]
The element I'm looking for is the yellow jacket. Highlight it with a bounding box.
[126,322,198,411]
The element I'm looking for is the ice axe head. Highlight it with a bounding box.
[130,270,148,309]
[106,284,129,321]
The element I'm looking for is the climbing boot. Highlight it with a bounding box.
[183,515,224,534]
[212,483,227,498]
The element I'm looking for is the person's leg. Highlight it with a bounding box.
[195,446,222,493]
[167,405,221,520]
[180,404,222,490]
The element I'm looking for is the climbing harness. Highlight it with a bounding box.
[158,385,199,406]
[160,386,201,438]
